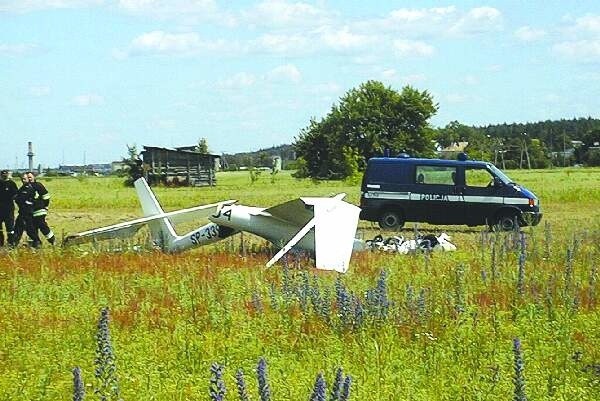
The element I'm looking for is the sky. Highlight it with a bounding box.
[2,0,600,168]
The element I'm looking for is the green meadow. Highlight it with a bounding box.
[1,168,599,400]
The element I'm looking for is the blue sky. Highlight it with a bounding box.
[2,0,600,168]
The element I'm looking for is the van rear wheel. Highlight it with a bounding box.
[378,211,404,231]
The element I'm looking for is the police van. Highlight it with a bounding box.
[359,154,542,230]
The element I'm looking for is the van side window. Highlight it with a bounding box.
[465,168,495,187]
[368,164,411,184]
[415,165,457,185]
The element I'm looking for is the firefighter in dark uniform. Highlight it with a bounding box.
[12,172,40,247]
[27,172,55,246]
[0,170,18,247]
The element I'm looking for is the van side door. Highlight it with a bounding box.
[462,166,502,225]
[412,164,462,224]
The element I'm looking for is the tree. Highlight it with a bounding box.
[123,144,143,186]
[528,139,550,168]
[198,138,209,154]
[294,80,438,179]
[576,128,600,165]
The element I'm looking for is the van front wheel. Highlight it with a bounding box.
[493,213,519,231]
[378,211,404,231]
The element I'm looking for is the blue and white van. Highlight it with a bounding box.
[359,155,542,230]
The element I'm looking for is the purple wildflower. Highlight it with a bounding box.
[340,375,352,401]
[72,367,85,401]
[209,363,226,401]
[235,369,250,401]
[309,373,327,401]
[517,252,526,297]
[330,368,343,401]
[257,357,271,401]
[94,307,120,401]
[512,338,527,401]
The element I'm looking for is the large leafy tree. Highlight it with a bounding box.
[294,80,438,178]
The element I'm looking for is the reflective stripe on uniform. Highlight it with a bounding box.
[42,194,51,200]
[45,230,55,239]
[33,208,48,217]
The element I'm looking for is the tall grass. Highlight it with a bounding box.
[0,168,599,400]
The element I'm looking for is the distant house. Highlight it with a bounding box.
[111,161,126,172]
[437,142,469,159]
[141,145,220,186]
[57,163,112,175]
[571,140,584,148]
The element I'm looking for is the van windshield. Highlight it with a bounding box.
[487,163,514,184]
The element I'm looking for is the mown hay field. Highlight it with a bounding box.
[1,168,599,400]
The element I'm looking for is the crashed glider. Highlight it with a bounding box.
[64,178,361,273]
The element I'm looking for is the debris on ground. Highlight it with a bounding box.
[365,233,457,254]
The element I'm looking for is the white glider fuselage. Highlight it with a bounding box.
[64,178,362,272]
[209,205,316,252]
[163,222,237,253]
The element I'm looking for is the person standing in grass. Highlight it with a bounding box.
[12,172,40,247]
[27,172,55,246]
[0,170,18,247]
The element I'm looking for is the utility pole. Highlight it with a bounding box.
[563,130,566,167]
[549,128,553,169]
[522,132,531,169]
[27,142,34,172]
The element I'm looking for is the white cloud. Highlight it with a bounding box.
[401,74,427,84]
[244,0,332,28]
[381,69,397,79]
[0,43,37,56]
[388,6,456,25]
[0,0,104,13]
[351,54,380,65]
[462,75,479,86]
[318,26,374,51]
[249,33,312,54]
[309,82,342,95]
[380,69,426,85]
[355,6,501,39]
[553,39,600,62]
[117,0,218,21]
[249,26,375,56]
[393,39,434,57]
[449,7,503,36]
[73,94,104,106]
[216,72,256,89]
[357,6,456,37]
[446,93,469,103]
[570,14,600,34]
[30,85,51,97]
[266,64,301,83]
[146,119,176,130]
[543,93,561,103]
[130,31,202,54]
[514,26,546,42]
[126,31,234,56]
[486,64,503,72]
[552,14,600,62]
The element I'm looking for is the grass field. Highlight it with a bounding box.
[1,168,599,400]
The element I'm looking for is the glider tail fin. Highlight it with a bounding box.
[266,196,361,273]
[311,198,360,273]
[134,178,178,248]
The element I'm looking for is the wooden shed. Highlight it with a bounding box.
[141,146,220,186]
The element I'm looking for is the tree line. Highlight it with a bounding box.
[293,80,600,179]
